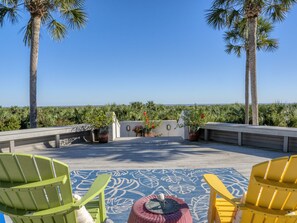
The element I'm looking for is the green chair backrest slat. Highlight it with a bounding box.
[64,212,77,223]
[0,159,10,182]
[11,154,45,210]
[0,154,27,210]
[34,156,62,208]
[10,217,23,223]
[15,154,40,182]
[0,155,24,182]
[37,216,54,223]
[53,160,73,205]
[0,191,14,208]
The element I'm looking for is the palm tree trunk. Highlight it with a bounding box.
[248,16,259,125]
[30,16,41,128]
[245,49,250,124]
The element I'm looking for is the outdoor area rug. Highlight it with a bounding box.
[71,168,248,223]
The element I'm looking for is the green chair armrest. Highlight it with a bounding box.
[0,174,111,219]
[0,175,67,192]
[73,174,111,209]
[204,174,241,206]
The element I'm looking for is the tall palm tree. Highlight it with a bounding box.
[206,0,296,125]
[0,0,87,128]
[224,17,278,124]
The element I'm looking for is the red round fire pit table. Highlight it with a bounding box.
[128,195,192,223]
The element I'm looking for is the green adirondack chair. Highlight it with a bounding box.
[0,153,111,223]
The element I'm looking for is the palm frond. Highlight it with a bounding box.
[206,0,243,30]
[257,38,279,51]
[223,12,278,57]
[213,0,228,8]
[0,3,19,26]
[225,43,233,54]
[225,43,243,57]
[54,0,84,8]
[206,8,230,29]
[224,29,241,43]
[60,6,86,29]
[21,18,32,46]
[265,4,287,21]
[227,8,241,25]
[264,0,296,22]
[41,10,52,25]
[255,16,278,51]
[257,17,274,34]
[1,0,18,7]
[47,19,67,40]
[273,0,297,9]
[213,0,243,8]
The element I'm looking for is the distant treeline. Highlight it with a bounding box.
[1,102,297,131]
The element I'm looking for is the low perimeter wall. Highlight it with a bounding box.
[203,122,297,153]
[120,120,184,137]
[0,112,121,152]
[0,124,93,152]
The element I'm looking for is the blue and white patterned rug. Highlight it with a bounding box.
[71,168,248,223]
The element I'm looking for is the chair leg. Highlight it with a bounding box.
[99,192,107,223]
[208,189,217,223]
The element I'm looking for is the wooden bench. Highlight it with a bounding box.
[204,122,297,152]
[0,124,92,152]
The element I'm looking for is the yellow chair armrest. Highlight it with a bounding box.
[286,211,297,217]
[204,174,241,206]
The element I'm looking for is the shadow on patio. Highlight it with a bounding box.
[30,136,293,162]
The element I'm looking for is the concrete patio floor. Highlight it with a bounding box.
[20,136,296,178]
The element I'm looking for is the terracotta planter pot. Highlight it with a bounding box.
[98,133,108,143]
[135,132,143,137]
[188,132,199,141]
[144,132,154,137]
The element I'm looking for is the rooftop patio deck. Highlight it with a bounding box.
[18,137,296,178]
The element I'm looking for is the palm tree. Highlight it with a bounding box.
[206,0,296,125]
[0,0,87,128]
[224,17,278,124]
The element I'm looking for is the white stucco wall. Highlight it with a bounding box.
[108,112,121,140]
[119,120,183,137]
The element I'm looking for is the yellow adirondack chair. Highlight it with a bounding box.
[204,155,297,223]
[0,153,111,223]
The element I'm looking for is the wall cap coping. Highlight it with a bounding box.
[205,122,297,137]
[0,124,92,142]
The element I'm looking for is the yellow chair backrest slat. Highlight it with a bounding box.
[258,157,288,209]
[242,155,297,223]
[245,159,269,205]
[278,156,297,211]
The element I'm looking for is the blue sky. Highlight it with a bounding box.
[0,0,297,107]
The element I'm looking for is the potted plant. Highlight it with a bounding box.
[83,108,113,143]
[142,111,161,137]
[180,110,207,141]
[97,126,109,143]
[132,125,144,137]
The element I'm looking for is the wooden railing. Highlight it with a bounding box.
[204,122,297,152]
[0,124,92,152]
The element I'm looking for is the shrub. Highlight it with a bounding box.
[0,109,21,131]
[1,103,297,131]
[82,107,113,130]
